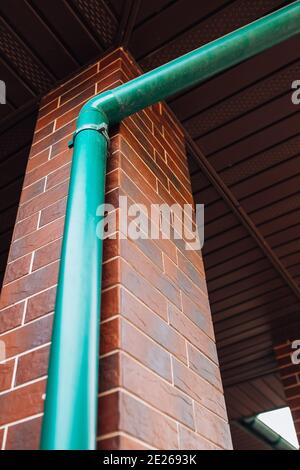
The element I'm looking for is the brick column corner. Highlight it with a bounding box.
[0,47,232,450]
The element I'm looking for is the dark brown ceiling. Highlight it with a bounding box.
[0,0,299,440]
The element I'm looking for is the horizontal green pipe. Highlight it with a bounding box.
[41,1,300,450]
[81,0,300,125]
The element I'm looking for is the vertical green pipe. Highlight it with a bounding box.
[40,109,108,450]
[40,1,300,450]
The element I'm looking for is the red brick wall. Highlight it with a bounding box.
[0,48,232,450]
[274,341,300,441]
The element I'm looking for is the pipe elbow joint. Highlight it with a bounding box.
[69,90,120,148]
[78,90,121,128]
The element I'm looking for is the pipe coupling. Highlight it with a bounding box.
[68,123,109,149]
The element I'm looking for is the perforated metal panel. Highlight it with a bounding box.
[253,193,300,226]
[222,134,300,186]
[0,22,53,94]
[185,61,300,137]
[140,0,287,69]
[72,0,118,47]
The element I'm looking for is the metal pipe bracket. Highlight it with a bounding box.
[68,123,109,149]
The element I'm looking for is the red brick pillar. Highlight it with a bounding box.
[274,341,300,442]
[0,48,232,450]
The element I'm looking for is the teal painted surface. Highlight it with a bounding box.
[40,110,109,450]
[85,1,300,124]
[41,1,300,450]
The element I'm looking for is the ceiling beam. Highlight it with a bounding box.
[116,0,141,48]
[62,0,103,53]
[186,133,300,304]
[25,0,79,68]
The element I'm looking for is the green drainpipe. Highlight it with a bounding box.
[243,416,297,450]
[40,1,300,450]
